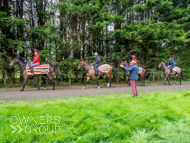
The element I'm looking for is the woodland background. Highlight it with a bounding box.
[0,0,190,86]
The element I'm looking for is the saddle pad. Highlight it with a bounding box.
[92,64,110,73]
[27,64,49,75]
[173,67,181,73]
[98,64,110,73]
[138,67,143,74]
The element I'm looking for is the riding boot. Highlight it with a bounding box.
[95,69,99,76]
[170,71,172,76]
[30,68,35,78]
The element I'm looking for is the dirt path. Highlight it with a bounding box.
[0,83,190,100]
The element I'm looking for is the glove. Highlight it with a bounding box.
[31,62,33,64]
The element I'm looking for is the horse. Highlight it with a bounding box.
[120,59,148,86]
[78,60,118,88]
[9,57,63,91]
[158,61,184,85]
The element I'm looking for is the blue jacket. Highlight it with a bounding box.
[122,64,139,80]
[169,60,175,67]
[94,56,101,65]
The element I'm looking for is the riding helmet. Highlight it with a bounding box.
[94,53,98,56]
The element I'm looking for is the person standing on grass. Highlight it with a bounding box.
[120,61,139,97]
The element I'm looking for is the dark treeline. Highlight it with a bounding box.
[0,0,190,84]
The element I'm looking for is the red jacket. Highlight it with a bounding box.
[130,59,138,65]
[33,54,40,64]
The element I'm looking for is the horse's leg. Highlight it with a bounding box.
[143,71,146,86]
[44,76,50,90]
[126,74,130,86]
[109,77,111,87]
[83,76,90,89]
[173,74,176,85]
[179,73,182,85]
[48,75,55,90]
[31,78,40,90]
[140,76,143,86]
[21,76,29,91]
[106,73,111,88]
[164,76,166,85]
[93,76,100,88]
[167,76,170,85]
[52,77,55,90]
[143,77,145,86]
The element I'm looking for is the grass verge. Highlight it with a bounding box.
[0,89,190,142]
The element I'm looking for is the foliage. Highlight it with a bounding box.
[0,0,190,85]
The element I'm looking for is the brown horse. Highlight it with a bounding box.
[78,60,118,88]
[9,57,63,91]
[158,61,184,85]
[120,59,148,86]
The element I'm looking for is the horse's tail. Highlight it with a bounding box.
[145,69,148,78]
[111,65,118,81]
[181,69,184,80]
[53,66,63,81]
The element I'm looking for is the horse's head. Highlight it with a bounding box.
[9,57,19,67]
[158,61,164,68]
[120,59,129,68]
[78,60,85,69]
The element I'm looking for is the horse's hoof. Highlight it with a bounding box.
[98,86,100,89]
[173,84,175,85]
[82,87,85,89]
[52,89,55,91]
[20,90,23,92]
[107,83,109,87]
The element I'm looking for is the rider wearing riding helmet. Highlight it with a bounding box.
[91,52,101,76]
[169,57,175,76]
[130,55,138,66]
[29,49,40,76]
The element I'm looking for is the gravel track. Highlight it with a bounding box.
[0,83,189,100]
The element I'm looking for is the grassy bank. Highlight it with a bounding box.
[0,90,190,142]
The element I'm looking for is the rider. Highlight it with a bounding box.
[130,55,138,66]
[29,49,40,76]
[91,52,101,76]
[169,57,175,76]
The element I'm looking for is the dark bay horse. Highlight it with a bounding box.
[78,60,118,88]
[158,61,184,85]
[120,60,148,86]
[9,57,63,91]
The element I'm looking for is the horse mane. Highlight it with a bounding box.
[82,60,90,65]
[18,57,26,64]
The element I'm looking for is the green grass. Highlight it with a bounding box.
[0,90,190,143]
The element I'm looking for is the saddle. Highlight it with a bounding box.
[26,64,49,75]
[92,64,110,73]
[138,67,143,74]
[172,67,181,73]
[168,66,181,73]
